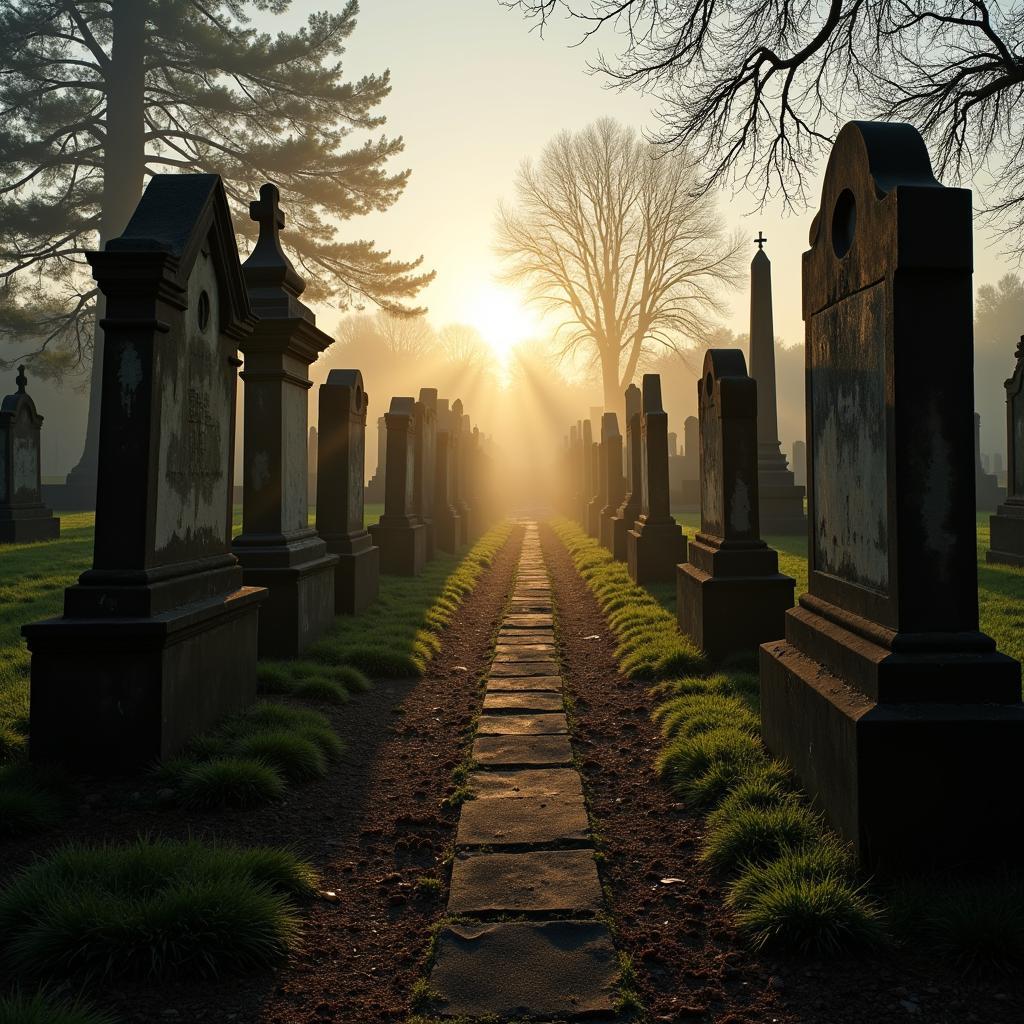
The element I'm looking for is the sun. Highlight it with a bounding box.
[463,284,538,365]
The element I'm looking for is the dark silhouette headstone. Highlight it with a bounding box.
[627,374,686,583]
[760,122,1024,869]
[677,350,794,659]
[451,399,472,545]
[23,174,266,769]
[598,413,625,552]
[433,399,462,552]
[414,388,438,559]
[579,418,594,528]
[364,415,386,503]
[974,413,1003,511]
[609,384,642,561]
[989,337,1024,566]
[587,423,604,538]
[232,184,338,657]
[0,366,60,543]
[369,397,427,575]
[316,369,379,613]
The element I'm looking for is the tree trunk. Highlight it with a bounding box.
[65,0,146,504]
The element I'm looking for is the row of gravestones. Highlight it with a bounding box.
[563,122,1024,871]
[13,174,493,772]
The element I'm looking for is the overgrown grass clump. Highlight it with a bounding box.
[0,763,73,838]
[0,838,315,982]
[0,990,116,1024]
[256,659,369,704]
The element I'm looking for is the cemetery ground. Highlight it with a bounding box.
[1,512,1023,1023]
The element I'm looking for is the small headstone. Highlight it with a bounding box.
[586,418,605,538]
[677,350,794,659]
[433,398,462,552]
[0,366,60,543]
[974,412,1003,510]
[364,415,386,502]
[760,122,1023,868]
[609,384,641,561]
[451,399,472,545]
[672,415,700,509]
[579,417,594,528]
[368,396,427,575]
[792,439,807,488]
[23,174,266,769]
[988,336,1024,566]
[414,388,438,559]
[626,374,686,582]
[598,413,624,552]
[316,368,380,612]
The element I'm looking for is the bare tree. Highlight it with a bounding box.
[495,118,742,408]
[503,1,1024,235]
[438,323,489,367]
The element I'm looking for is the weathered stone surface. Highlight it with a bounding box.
[483,691,563,712]
[472,733,574,767]
[477,712,568,735]
[457,768,588,846]
[498,630,555,643]
[429,921,618,1018]
[448,850,602,915]
[489,660,559,676]
[486,675,562,692]
[504,614,554,628]
[494,643,556,656]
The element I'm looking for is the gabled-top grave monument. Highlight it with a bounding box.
[989,337,1024,566]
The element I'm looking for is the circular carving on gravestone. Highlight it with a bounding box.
[831,189,857,258]
[705,371,714,397]
[355,383,363,412]
[197,290,211,331]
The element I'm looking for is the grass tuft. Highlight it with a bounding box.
[234,730,327,783]
[178,757,285,810]
[702,803,823,872]
[0,990,116,1024]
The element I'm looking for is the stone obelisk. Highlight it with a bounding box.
[748,232,806,534]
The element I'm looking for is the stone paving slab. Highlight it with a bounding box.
[489,660,560,676]
[457,769,589,846]
[472,733,574,767]
[492,651,557,664]
[483,691,564,713]
[448,850,603,915]
[429,921,618,1018]
[498,630,555,643]
[486,675,562,692]
[504,614,554,628]
[477,712,568,735]
[494,643,556,656]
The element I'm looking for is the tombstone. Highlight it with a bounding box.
[316,369,379,613]
[994,451,1004,482]
[678,415,701,509]
[974,413,1003,511]
[364,415,386,503]
[668,431,679,457]
[579,418,594,527]
[598,413,625,552]
[231,184,338,658]
[461,410,481,542]
[0,367,60,543]
[760,122,1024,869]
[677,350,794,659]
[749,232,807,534]
[414,388,438,559]
[368,397,426,575]
[450,399,471,546]
[586,425,603,538]
[988,337,1024,566]
[433,399,462,552]
[792,439,807,489]
[609,384,642,561]
[627,375,687,583]
[23,174,266,769]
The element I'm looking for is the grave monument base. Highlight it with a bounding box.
[756,475,807,534]
[609,513,633,562]
[323,532,380,614]
[677,538,793,661]
[24,586,265,771]
[234,534,338,657]
[760,634,1024,870]
[626,517,686,584]
[988,501,1024,567]
[369,518,427,576]
[587,500,602,539]
[0,505,60,543]
[434,511,462,553]
[599,511,617,553]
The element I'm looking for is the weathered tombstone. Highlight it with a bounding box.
[232,184,338,657]
[364,415,386,503]
[579,418,594,527]
[0,367,60,543]
[609,384,642,561]
[433,399,462,552]
[989,337,1024,566]
[974,413,1003,511]
[749,233,807,534]
[461,410,481,542]
[450,399,471,546]
[23,174,266,769]
[414,388,438,559]
[316,369,379,613]
[668,431,678,457]
[627,375,686,582]
[368,397,426,575]
[761,121,1024,868]
[598,413,625,552]
[677,350,794,659]
[678,415,701,509]
[792,439,807,489]
[587,423,605,538]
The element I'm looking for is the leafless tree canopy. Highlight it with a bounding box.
[495,118,742,408]
[504,0,1024,234]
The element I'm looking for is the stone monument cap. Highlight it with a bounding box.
[641,374,664,414]
[601,411,620,441]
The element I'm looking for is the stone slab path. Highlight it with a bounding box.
[428,522,621,1020]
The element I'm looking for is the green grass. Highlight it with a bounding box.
[177,757,286,810]
[0,838,314,982]
[0,763,73,837]
[0,990,117,1024]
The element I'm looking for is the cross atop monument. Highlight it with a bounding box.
[755,231,768,251]
[242,181,307,312]
[250,182,285,237]
[15,365,26,393]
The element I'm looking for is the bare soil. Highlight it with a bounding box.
[540,521,1024,1024]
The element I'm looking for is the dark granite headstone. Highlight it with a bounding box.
[368,397,427,575]
[364,415,386,503]
[673,415,700,509]
[587,421,605,539]
[433,399,462,552]
[627,375,686,582]
[579,418,594,528]
[0,366,60,543]
[760,121,1024,869]
[232,183,338,657]
[316,368,380,612]
[609,384,642,561]
[414,388,438,559]
[974,413,1003,511]
[677,350,794,659]
[451,399,472,545]
[598,413,624,551]
[23,174,266,769]
[988,337,1024,566]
